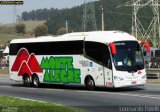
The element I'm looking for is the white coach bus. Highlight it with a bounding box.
[9,31,150,89]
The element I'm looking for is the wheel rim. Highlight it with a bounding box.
[33,77,39,86]
[24,76,31,86]
[88,80,93,87]
[86,78,94,90]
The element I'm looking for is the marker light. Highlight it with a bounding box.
[140,41,150,53]
[109,42,116,55]
[138,71,142,74]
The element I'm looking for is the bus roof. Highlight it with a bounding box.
[10,31,137,44]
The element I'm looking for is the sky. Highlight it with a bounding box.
[0,0,86,24]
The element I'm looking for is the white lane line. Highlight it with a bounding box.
[13,97,64,106]
[14,97,47,103]
[45,88,64,91]
[0,85,65,91]
[76,90,160,100]
[0,85,13,88]
[26,88,37,90]
[1,85,160,100]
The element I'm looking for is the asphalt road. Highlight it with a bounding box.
[0,76,160,112]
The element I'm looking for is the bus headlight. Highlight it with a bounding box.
[114,76,124,81]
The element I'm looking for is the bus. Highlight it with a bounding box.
[9,31,150,89]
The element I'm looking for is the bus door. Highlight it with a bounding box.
[103,48,113,87]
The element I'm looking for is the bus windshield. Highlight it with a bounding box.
[113,41,144,72]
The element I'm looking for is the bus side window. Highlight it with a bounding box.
[85,41,112,69]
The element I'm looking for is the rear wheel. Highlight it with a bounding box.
[23,74,31,87]
[85,76,95,90]
[32,75,40,87]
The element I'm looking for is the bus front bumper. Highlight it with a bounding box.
[113,79,146,88]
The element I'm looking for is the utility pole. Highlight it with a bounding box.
[13,5,17,23]
[100,0,104,31]
[66,20,68,33]
[125,0,160,48]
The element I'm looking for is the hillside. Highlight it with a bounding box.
[4,20,45,32]
[44,0,133,34]
[0,21,45,47]
[0,33,25,47]
[0,0,154,47]
[20,0,154,35]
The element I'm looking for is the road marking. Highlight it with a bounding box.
[13,97,64,106]
[0,85,65,92]
[76,90,160,100]
[0,85,13,88]
[45,88,64,91]
[1,85,160,100]
[14,97,48,103]
[27,88,37,90]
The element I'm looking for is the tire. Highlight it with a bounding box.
[23,74,31,87]
[85,76,95,90]
[32,75,40,88]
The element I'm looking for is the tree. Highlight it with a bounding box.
[34,24,48,37]
[15,23,26,34]
[56,27,67,35]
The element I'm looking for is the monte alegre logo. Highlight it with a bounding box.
[11,48,81,84]
[11,48,43,76]
[40,56,81,83]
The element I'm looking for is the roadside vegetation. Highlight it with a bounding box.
[0,21,45,47]
[3,21,45,32]
[0,96,85,112]
[0,33,25,47]
[34,24,48,37]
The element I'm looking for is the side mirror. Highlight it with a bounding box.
[109,42,116,55]
[140,41,150,53]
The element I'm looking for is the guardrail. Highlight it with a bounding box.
[0,59,9,69]
[146,68,160,79]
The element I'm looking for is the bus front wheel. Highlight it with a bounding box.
[85,76,95,90]
[23,74,31,87]
[32,74,40,88]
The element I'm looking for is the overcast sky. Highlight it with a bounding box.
[0,0,88,24]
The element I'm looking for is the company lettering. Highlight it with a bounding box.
[40,57,81,83]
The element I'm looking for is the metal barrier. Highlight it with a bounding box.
[146,68,160,79]
[0,59,9,69]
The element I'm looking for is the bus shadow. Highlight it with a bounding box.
[11,83,145,92]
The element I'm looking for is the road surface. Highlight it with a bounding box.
[0,76,160,112]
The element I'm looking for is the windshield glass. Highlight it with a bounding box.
[113,41,144,72]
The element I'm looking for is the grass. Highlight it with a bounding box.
[0,96,85,112]
[0,33,26,46]
[0,21,45,46]
[4,21,45,32]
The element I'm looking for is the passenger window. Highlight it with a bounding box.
[85,41,112,69]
